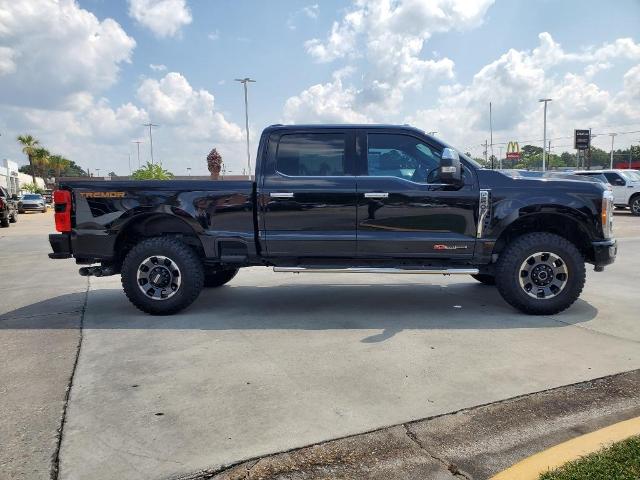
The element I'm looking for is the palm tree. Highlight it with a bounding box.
[17,134,40,183]
[49,155,70,180]
[32,147,51,180]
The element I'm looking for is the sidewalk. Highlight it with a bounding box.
[197,370,640,480]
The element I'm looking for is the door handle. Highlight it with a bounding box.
[364,192,389,199]
[270,192,294,198]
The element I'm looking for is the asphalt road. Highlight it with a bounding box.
[2,210,640,480]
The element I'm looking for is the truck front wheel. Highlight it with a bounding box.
[495,232,585,315]
[121,237,204,315]
[204,268,238,288]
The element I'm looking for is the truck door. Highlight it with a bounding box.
[355,131,478,259]
[603,172,630,204]
[260,130,357,257]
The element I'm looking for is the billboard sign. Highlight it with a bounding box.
[506,141,520,160]
[574,129,590,150]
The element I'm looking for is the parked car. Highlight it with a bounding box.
[18,193,47,213]
[573,169,640,215]
[0,186,19,227]
[49,124,616,316]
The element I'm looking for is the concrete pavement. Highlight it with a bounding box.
[0,211,87,480]
[2,210,639,480]
[58,214,640,480]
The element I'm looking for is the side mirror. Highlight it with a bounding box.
[11,194,18,200]
[440,148,462,185]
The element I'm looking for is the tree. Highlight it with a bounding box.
[206,148,223,179]
[22,182,44,194]
[17,134,40,183]
[32,147,51,179]
[108,171,117,177]
[131,162,174,180]
[49,155,70,179]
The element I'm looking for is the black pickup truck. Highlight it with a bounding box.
[49,125,616,315]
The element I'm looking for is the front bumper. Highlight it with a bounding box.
[49,233,72,259]
[592,239,617,269]
[21,203,46,210]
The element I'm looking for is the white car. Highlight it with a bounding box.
[574,169,640,216]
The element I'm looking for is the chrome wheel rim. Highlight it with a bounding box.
[632,199,640,215]
[136,255,181,300]
[518,251,568,299]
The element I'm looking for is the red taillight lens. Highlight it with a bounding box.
[53,189,72,232]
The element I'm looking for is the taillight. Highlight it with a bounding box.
[54,190,72,232]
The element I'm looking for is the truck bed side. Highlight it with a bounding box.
[56,179,256,265]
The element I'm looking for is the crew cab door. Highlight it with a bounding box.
[259,130,357,257]
[355,131,478,259]
[603,172,632,204]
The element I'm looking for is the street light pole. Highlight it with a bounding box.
[538,98,552,171]
[235,77,256,178]
[132,140,143,168]
[609,133,618,169]
[142,123,159,165]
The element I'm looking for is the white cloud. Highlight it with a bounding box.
[149,63,167,71]
[208,29,220,40]
[136,72,243,142]
[287,0,489,122]
[405,34,640,155]
[128,0,192,38]
[0,0,135,108]
[283,69,371,123]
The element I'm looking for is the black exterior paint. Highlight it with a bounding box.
[50,125,616,271]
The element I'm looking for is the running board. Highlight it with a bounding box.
[273,267,479,275]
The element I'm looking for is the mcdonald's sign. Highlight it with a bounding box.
[506,141,520,160]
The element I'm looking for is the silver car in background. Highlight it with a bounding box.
[18,194,47,213]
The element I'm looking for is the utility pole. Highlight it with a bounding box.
[538,98,552,171]
[587,128,592,170]
[142,123,159,165]
[187,167,191,176]
[609,133,618,169]
[128,153,131,176]
[489,102,494,167]
[96,168,101,177]
[235,77,256,178]
[498,146,503,169]
[132,140,143,168]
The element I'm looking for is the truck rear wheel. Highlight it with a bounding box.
[121,237,204,315]
[471,274,495,285]
[204,268,238,288]
[495,232,585,315]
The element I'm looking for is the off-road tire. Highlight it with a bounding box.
[630,196,640,216]
[471,273,496,285]
[204,268,239,288]
[495,232,585,315]
[121,237,204,315]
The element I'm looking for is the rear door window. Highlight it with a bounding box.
[276,133,346,176]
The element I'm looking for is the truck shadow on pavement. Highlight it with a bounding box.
[0,282,599,343]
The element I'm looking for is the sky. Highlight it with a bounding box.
[1,0,639,176]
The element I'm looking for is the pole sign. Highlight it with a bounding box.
[506,141,520,160]
[574,129,590,150]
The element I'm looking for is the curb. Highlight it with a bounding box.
[491,416,640,480]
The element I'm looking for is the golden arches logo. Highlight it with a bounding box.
[506,141,520,159]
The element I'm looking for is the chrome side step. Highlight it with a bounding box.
[273,267,479,275]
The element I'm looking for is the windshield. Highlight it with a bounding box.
[23,194,42,200]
